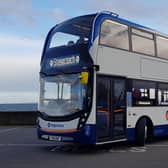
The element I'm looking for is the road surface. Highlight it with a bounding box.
[0,126,168,168]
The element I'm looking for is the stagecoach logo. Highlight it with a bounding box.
[166,111,168,120]
[48,122,64,128]
[49,56,80,67]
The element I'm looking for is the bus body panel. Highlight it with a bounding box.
[96,44,168,141]
[127,107,168,128]
[39,117,79,132]
[38,117,96,144]
[127,107,168,135]
[96,46,168,83]
[85,70,96,125]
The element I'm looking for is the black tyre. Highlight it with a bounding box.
[146,124,153,143]
[135,118,146,146]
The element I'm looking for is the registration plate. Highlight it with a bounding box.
[49,136,62,141]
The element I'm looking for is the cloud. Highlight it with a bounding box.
[48,8,68,23]
[0,33,43,58]
[0,33,43,92]
[35,7,68,26]
[0,0,68,27]
[79,0,161,18]
[1,0,168,32]
[0,58,39,92]
[0,0,35,26]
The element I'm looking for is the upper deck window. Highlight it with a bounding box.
[156,36,168,59]
[100,20,129,50]
[132,28,155,56]
[47,15,95,49]
[49,32,79,48]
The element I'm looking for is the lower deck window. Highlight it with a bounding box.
[158,83,168,105]
[132,80,156,106]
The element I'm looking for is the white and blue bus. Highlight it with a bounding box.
[38,11,168,146]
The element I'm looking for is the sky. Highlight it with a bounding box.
[0,0,168,103]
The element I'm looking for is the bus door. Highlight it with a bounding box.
[96,75,126,141]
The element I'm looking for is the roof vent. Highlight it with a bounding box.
[102,11,119,17]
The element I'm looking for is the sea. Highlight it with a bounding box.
[0,103,38,112]
[0,91,38,112]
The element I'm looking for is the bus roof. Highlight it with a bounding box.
[53,14,96,37]
[56,11,168,39]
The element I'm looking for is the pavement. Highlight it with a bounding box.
[0,126,168,168]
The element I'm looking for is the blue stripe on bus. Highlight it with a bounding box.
[126,128,135,141]
[126,124,168,141]
[154,125,168,137]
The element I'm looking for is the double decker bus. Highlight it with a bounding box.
[38,11,168,146]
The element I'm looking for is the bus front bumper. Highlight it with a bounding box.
[37,124,96,145]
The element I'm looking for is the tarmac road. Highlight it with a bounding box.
[0,126,168,168]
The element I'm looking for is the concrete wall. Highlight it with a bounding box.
[0,111,37,125]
